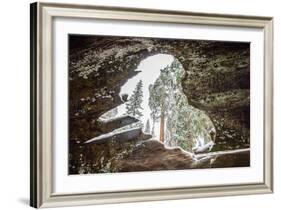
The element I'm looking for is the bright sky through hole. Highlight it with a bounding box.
[117,54,175,139]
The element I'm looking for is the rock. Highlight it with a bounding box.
[121,93,129,102]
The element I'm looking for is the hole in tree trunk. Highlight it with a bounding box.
[98,54,216,153]
[68,35,250,174]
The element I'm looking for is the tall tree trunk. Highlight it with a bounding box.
[152,121,155,137]
[159,110,165,143]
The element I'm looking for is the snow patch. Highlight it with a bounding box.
[84,127,142,144]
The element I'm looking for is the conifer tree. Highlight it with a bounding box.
[126,80,144,118]
[149,64,174,142]
[144,119,151,134]
[149,59,214,151]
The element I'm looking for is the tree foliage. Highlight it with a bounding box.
[126,80,144,118]
[144,119,151,134]
[149,60,185,142]
[149,59,215,151]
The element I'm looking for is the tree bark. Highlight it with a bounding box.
[151,120,155,137]
[159,110,165,142]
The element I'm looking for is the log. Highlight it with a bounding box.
[194,148,250,158]
[85,127,144,144]
[97,115,139,133]
[192,148,250,168]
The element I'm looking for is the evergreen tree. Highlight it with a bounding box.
[149,63,176,142]
[126,80,144,118]
[144,119,151,134]
[151,126,155,136]
[149,59,215,150]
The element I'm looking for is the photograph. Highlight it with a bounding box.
[29,2,273,208]
[68,35,250,174]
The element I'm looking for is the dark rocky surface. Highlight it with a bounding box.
[74,137,249,173]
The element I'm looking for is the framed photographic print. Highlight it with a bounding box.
[30,2,273,208]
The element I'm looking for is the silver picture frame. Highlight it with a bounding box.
[30,2,273,208]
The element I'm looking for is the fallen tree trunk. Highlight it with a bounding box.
[84,127,152,145]
[97,115,139,133]
[82,135,250,173]
[192,148,250,168]
[194,148,249,158]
